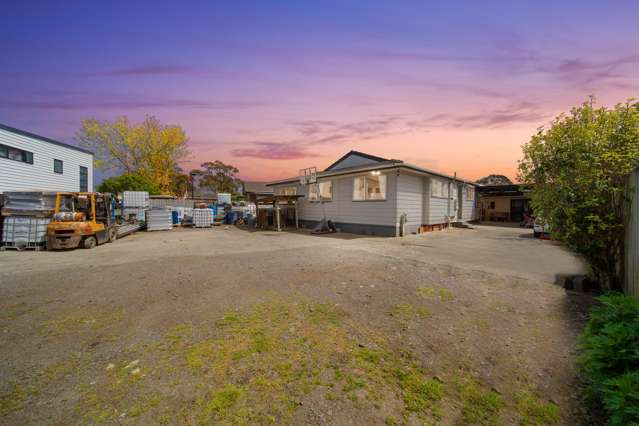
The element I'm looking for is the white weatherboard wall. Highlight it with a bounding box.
[0,127,93,193]
[460,183,477,222]
[396,171,423,234]
[273,172,398,229]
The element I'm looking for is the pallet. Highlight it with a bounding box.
[1,243,46,251]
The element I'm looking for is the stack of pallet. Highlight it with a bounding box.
[146,209,173,231]
[193,208,213,228]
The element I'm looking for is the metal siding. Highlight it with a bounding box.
[0,128,93,193]
[271,172,398,228]
[396,171,423,234]
[625,169,639,297]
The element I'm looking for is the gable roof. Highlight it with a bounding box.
[0,123,94,155]
[324,150,391,171]
[267,150,477,186]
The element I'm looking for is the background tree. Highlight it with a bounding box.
[96,173,161,195]
[77,115,189,194]
[196,160,242,195]
[518,98,639,290]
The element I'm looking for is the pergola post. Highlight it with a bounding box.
[275,201,281,232]
[295,200,299,229]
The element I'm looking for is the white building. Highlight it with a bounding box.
[268,151,478,237]
[0,123,93,193]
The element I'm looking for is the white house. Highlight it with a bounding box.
[0,123,93,193]
[267,151,478,237]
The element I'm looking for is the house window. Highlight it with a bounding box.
[308,181,332,201]
[279,186,297,196]
[465,186,474,201]
[353,174,387,201]
[431,178,449,198]
[79,166,88,192]
[0,143,33,164]
[54,159,63,174]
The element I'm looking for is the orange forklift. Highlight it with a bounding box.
[47,192,118,250]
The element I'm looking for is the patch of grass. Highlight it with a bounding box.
[385,415,399,425]
[0,382,30,416]
[40,310,123,336]
[342,375,366,392]
[55,300,447,423]
[391,304,431,321]
[516,392,560,425]
[185,341,214,370]
[356,347,387,365]
[0,303,38,322]
[492,300,515,313]
[457,379,504,425]
[128,394,162,417]
[394,368,444,412]
[418,286,455,301]
[202,384,244,418]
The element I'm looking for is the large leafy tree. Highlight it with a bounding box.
[96,173,161,195]
[519,98,639,290]
[77,115,189,193]
[196,160,242,195]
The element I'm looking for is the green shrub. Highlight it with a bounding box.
[579,293,639,425]
[96,173,161,195]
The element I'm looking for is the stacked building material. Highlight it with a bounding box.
[1,191,56,250]
[193,208,213,228]
[146,209,173,231]
[0,191,56,217]
[122,191,149,222]
[1,216,50,251]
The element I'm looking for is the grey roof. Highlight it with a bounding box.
[0,123,94,155]
[267,151,478,186]
[243,181,273,194]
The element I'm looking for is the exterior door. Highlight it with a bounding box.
[510,199,527,222]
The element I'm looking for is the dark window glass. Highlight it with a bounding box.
[79,166,88,192]
[0,143,33,164]
[54,159,63,174]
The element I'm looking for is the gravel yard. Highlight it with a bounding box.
[0,225,595,425]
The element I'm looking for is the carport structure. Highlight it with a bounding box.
[249,194,304,232]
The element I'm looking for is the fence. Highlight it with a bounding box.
[625,168,639,297]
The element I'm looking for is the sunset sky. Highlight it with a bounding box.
[1,1,638,182]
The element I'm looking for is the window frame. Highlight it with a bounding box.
[465,186,475,201]
[430,177,449,199]
[307,180,332,202]
[54,159,63,174]
[0,143,34,165]
[79,166,88,192]
[352,173,387,202]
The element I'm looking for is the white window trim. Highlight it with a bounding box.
[352,173,387,201]
[430,177,449,199]
[308,180,332,202]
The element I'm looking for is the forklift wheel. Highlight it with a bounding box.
[108,228,117,242]
[83,236,97,249]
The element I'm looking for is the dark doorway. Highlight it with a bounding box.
[510,199,530,222]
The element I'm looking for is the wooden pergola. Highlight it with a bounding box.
[249,194,304,231]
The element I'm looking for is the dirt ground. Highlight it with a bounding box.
[0,224,596,425]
